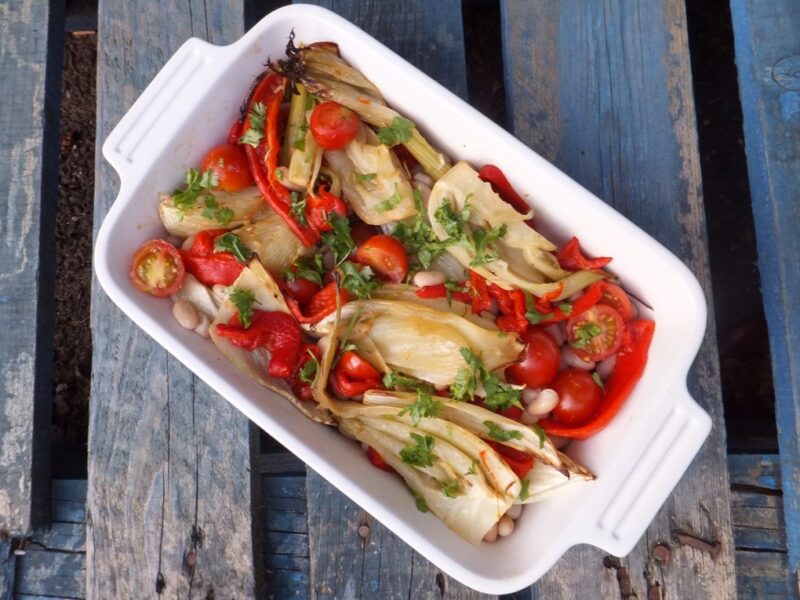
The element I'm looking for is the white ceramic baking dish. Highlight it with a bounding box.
[94,4,712,593]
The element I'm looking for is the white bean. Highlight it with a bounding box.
[194,314,211,339]
[544,323,566,346]
[521,388,541,406]
[520,411,540,426]
[506,504,523,520]
[413,171,435,188]
[596,354,617,380]
[497,515,515,537]
[181,235,196,251]
[527,388,560,416]
[173,299,200,330]
[412,269,446,287]
[562,346,595,370]
[483,524,499,543]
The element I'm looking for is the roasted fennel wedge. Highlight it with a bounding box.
[428,162,603,300]
[310,299,522,386]
[209,259,332,424]
[159,186,267,237]
[517,451,595,504]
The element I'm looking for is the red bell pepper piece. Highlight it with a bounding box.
[557,236,612,271]
[331,351,382,398]
[290,343,320,401]
[286,282,347,324]
[181,229,245,286]
[478,164,534,225]
[485,440,534,478]
[469,271,492,314]
[488,284,528,334]
[537,281,606,324]
[215,310,302,379]
[240,73,319,247]
[367,446,395,473]
[538,319,655,440]
[306,187,347,233]
[415,283,472,304]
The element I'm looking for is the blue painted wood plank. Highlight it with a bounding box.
[263,475,306,499]
[15,550,85,599]
[728,454,782,491]
[266,568,310,600]
[730,0,800,586]
[0,539,16,600]
[265,509,307,534]
[501,1,734,597]
[51,479,88,503]
[736,549,791,599]
[0,0,63,536]
[91,1,256,598]
[31,522,86,553]
[264,531,309,557]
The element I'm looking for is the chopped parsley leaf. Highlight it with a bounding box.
[443,278,468,306]
[592,372,605,389]
[290,192,307,226]
[399,433,436,468]
[201,195,234,225]
[299,350,319,385]
[172,168,218,212]
[411,489,429,513]
[465,459,479,476]
[355,172,377,184]
[483,420,523,442]
[398,389,443,426]
[470,224,507,266]
[321,213,356,266]
[558,302,573,316]
[228,287,256,329]
[338,261,381,299]
[238,102,266,147]
[214,232,251,263]
[375,189,403,212]
[383,371,432,393]
[376,116,414,146]
[571,322,602,349]
[434,200,470,241]
[451,348,522,411]
[441,480,460,498]
[283,253,324,286]
[524,292,554,325]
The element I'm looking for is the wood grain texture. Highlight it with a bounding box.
[730,1,800,593]
[287,2,483,597]
[501,1,735,598]
[0,539,15,600]
[15,550,86,599]
[0,0,63,536]
[89,1,259,598]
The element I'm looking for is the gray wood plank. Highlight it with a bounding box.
[729,453,782,491]
[30,522,86,553]
[89,1,258,598]
[15,550,85,599]
[0,0,63,537]
[729,0,800,589]
[292,2,486,598]
[736,549,790,599]
[0,539,16,600]
[501,1,735,598]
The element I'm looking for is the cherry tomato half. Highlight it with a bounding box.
[566,305,624,362]
[284,276,321,306]
[551,369,603,427]
[354,234,408,283]
[309,101,360,150]
[130,240,186,297]
[505,328,561,389]
[200,143,254,192]
[598,283,634,322]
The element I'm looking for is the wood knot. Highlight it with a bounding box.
[773,55,800,90]
[155,572,166,594]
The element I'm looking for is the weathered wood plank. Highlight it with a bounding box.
[291,2,486,597]
[729,453,782,490]
[0,539,16,600]
[501,1,735,597]
[736,549,790,599]
[15,550,85,599]
[30,522,86,553]
[730,0,800,590]
[0,0,63,536]
[89,1,258,598]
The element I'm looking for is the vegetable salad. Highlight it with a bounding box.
[129,34,655,545]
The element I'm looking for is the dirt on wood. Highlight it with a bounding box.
[52,32,96,445]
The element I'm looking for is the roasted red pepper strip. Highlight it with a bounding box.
[484,440,534,478]
[331,352,382,398]
[306,187,347,233]
[215,310,302,378]
[478,164,534,225]
[538,319,655,440]
[286,282,348,324]
[469,271,492,314]
[291,343,320,401]
[367,446,395,473]
[557,236,612,271]
[415,283,472,304]
[181,229,244,286]
[538,281,606,324]
[489,284,528,334]
[240,73,319,246]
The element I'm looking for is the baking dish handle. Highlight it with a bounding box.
[578,387,712,556]
[101,37,232,182]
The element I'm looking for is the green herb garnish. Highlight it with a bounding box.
[355,172,377,184]
[400,433,436,467]
[434,200,470,241]
[214,232,251,263]
[470,224,507,266]
[392,190,450,272]
[228,287,256,329]
[289,192,307,226]
[531,424,546,449]
[592,372,605,389]
[398,389,443,426]
[465,459,479,476]
[376,116,414,146]
[571,322,602,349]
[441,480,460,498]
[411,489,429,513]
[321,213,356,266]
[238,102,266,147]
[519,479,531,501]
[451,348,522,411]
[375,189,403,212]
[339,261,380,299]
[558,302,573,316]
[483,420,523,442]
[172,168,218,212]
[299,350,319,385]
[525,292,554,325]
[283,253,325,286]
[383,371,432,392]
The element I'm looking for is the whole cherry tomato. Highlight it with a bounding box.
[309,101,360,150]
[506,328,561,389]
[551,369,603,427]
[200,143,254,192]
